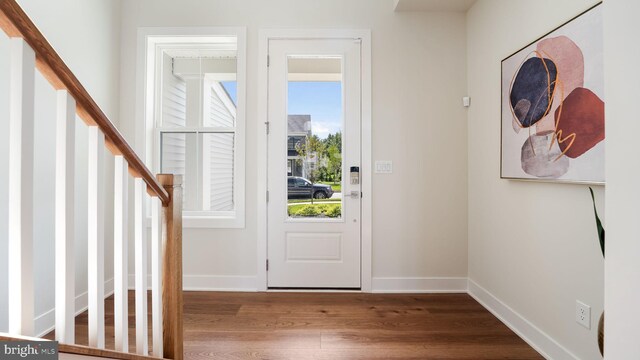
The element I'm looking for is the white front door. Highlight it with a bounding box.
[267,38,362,288]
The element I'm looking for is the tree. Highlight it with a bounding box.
[323,132,342,183]
[317,165,330,182]
[295,135,325,203]
[325,144,342,183]
[324,132,342,153]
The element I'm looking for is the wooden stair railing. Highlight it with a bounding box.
[0,0,183,359]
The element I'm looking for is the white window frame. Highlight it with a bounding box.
[137,27,246,228]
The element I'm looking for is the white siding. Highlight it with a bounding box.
[160,133,190,210]
[160,73,235,212]
[161,54,186,127]
[204,82,235,127]
[205,133,234,211]
[160,133,185,176]
[202,82,235,211]
[160,54,188,206]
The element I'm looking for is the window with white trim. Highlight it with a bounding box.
[149,33,245,228]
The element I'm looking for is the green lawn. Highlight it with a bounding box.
[288,203,342,218]
[318,181,342,193]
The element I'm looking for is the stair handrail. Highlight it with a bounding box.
[0,0,183,359]
[0,0,169,204]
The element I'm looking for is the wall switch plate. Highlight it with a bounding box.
[375,161,393,174]
[576,300,591,329]
[462,96,471,107]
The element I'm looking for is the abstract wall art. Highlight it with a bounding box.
[501,3,604,184]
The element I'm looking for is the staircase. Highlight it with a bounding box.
[0,0,183,359]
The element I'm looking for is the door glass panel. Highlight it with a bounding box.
[286,56,343,219]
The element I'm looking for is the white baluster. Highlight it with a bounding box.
[88,126,105,348]
[55,90,75,343]
[114,156,129,352]
[151,196,163,357]
[135,178,149,355]
[8,37,36,336]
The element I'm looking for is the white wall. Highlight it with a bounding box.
[0,27,10,333]
[0,0,122,334]
[117,0,469,289]
[467,1,604,359]
[603,0,640,358]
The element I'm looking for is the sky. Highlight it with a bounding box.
[288,81,342,139]
[221,81,343,140]
[221,81,237,105]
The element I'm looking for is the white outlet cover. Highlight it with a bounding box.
[375,161,393,174]
[576,300,591,329]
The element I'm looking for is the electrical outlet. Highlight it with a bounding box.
[576,300,591,329]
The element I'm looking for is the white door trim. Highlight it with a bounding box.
[257,29,372,292]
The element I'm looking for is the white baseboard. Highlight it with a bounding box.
[183,275,258,291]
[467,279,578,360]
[126,274,258,292]
[371,277,468,293]
[33,308,55,339]
[35,278,114,337]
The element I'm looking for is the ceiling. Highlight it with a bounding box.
[394,0,477,12]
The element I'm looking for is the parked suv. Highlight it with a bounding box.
[287,176,334,199]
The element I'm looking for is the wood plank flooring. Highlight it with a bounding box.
[47,291,544,360]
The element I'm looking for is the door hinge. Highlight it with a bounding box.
[267,54,270,67]
[265,121,270,135]
[266,259,269,271]
[266,190,269,202]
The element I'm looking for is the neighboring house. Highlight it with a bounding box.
[161,73,237,212]
[287,114,316,177]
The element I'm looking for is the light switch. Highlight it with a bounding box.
[375,161,393,174]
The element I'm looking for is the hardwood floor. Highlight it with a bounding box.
[47,291,544,360]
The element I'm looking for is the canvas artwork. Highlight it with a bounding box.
[501,3,604,184]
